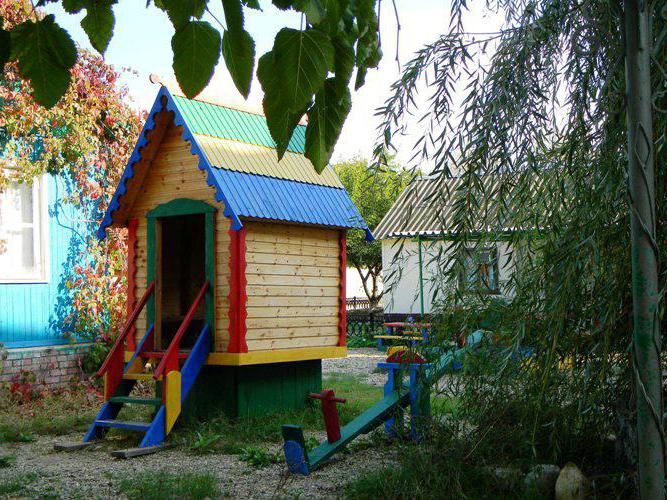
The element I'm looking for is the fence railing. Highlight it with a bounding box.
[346,296,371,311]
[346,312,384,347]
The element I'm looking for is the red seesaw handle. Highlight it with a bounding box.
[308,392,346,404]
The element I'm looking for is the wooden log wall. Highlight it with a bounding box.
[243,221,341,351]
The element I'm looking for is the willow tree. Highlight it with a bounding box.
[377,1,664,495]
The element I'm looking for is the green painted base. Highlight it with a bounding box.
[182,360,322,420]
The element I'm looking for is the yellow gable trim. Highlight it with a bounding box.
[194,134,343,188]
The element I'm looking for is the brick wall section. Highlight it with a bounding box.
[0,344,91,387]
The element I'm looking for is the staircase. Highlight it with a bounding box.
[74,281,211,457]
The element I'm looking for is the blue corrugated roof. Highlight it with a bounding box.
[209,169,366,229]
[98,87,372,240]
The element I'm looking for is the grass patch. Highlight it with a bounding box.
[238,446,282,468]
[0,386,100,441]
[0,473,37,495]
[176,373,382,455]
[344,446,522,499]
[117,470,219,499]
[0,454,16,468]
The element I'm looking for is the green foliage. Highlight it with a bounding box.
[9,14,76,107]
[238,446,281,467]
[80,341,112,374]
[0,23,11,69]
[221,31,254,99]
[334,157,413,305]
[345,446,522,499]
[176,373,382,454]
[371,0,667,489]
[0,1,383,172]
[0,426,36,443]
[305,79,351,172]
[171,20,221,98]
[0,473,37,495]
[0,454,15,468]
[117,470,219,500]
[220,0,254,98]
[74,0,116,53]
[0,383,100,440]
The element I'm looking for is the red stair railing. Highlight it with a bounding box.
[153,280,210,381]
[97,282,155,399]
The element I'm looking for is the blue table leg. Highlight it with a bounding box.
[382,365,403,438]
[409,364,431,442]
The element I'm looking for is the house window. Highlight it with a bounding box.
[460,246,499,294]
[0,177,49,283]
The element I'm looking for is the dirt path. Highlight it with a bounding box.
[0,349,395,499]
[0,432,396,499]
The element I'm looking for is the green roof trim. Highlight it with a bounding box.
[172,95,305,153]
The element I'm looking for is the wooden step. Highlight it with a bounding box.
[109,396,162,406]
[95,420,151,432]
[111,445,164,459]
[140,351,189,359]
[122,372,162,381]
[53,441,95,452]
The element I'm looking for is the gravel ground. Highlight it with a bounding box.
[323,348,387,386]
[0,349,396,499]
[0,433,396,499]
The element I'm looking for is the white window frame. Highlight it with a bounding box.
[0,174,50,283]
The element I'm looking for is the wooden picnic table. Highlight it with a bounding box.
[374,322,432,350]
[383,322,431,329]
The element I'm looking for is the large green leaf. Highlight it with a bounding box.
[159,0,206,29]
[332,34,354,93]
[172,20,221,97]
[62,0,85,14]
[0,26,10,70]
[222,28,255,98]
[10,15,77,107]
[294,0,325,25]
[353,0,380,89]
[221,0,244,31]
[257,51,308,158]
[305,78,351,172]
[242,0,261,9]
[272,27,334,113]
[80,0,116,53]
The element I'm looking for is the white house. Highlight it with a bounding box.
[374,174,516,316]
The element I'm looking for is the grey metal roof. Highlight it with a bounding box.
[374,173,515,240]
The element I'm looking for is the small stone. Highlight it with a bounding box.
[481,465,523,490]
[555,462,588,500]
[524,464,560,498]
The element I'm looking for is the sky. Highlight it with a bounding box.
[45,1,500,168]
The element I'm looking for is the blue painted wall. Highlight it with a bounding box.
[0,174,90,348]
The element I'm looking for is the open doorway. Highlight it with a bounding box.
[158,214,206,350]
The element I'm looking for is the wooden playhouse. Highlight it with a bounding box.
[82,87,370,453]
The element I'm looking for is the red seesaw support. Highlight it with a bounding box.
[309,390,346,443]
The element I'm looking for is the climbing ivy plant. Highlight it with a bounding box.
[0,0,381,172]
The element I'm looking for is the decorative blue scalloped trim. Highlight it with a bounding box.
[97,87,243,240]
[97,87,372,240]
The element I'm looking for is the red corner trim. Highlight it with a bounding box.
[338,231,347,347]
[126,218,138,351]
[227,225,248,353]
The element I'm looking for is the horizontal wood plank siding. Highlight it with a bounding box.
[244,221,340,351]
[126,121,231,352]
